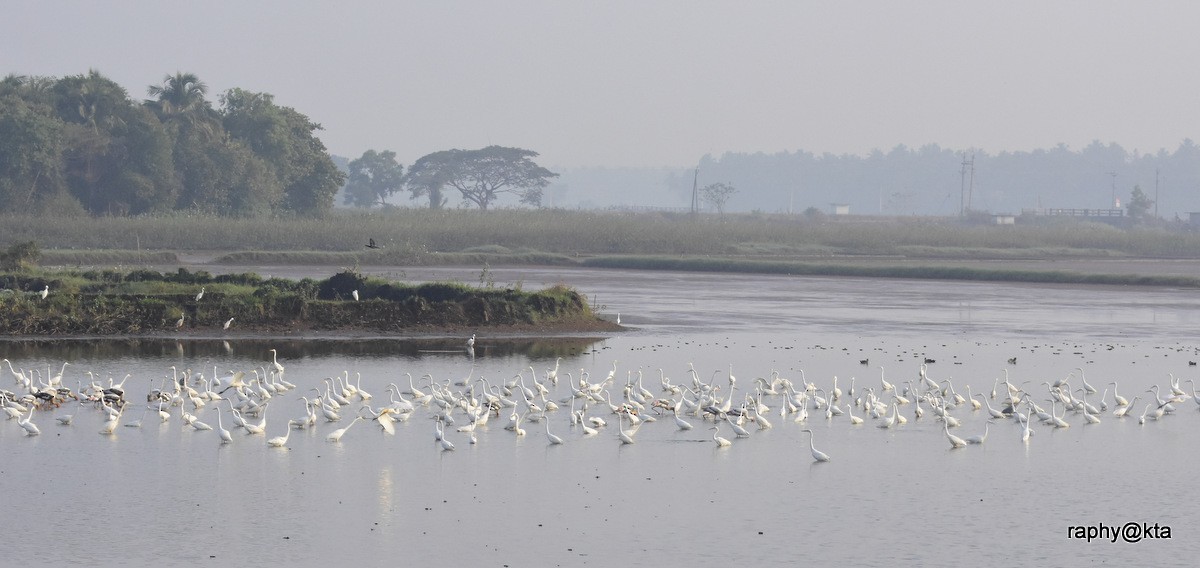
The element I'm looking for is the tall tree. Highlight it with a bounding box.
[405,146,556,210]
[220,88,345,215]
[0,94,69,213]
[1127,185,1154,222]
[343,150,404,207]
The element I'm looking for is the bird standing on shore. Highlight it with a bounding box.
[175,315,185,329]
[39,285,49,300]
[195,287,205,301]
[223,317,234,330]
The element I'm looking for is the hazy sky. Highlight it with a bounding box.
[6,1,1200,168]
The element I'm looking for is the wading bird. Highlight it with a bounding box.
[801,429,830,462]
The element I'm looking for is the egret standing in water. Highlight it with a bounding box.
[710,425,732,448]
[800,429,830,462]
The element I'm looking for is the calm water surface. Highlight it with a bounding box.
[5,267,1200,567]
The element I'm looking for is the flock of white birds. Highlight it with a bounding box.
[4,344,1198,461]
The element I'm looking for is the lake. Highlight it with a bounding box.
[4,266,1198,567]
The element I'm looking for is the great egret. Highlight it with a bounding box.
[545,418,564,445]
[801,429,830,462]
[943,420,966,449]
[39,285,49,300]
[194,287,205,301]
[327,416,362,442]
[268,349,285,373]
[223,317,234,330]
[18,408,40,436]
[711,425,732,448]
[174,315,185,329]
[213,408,233,444]
[267,424,291,448]
[965,422,990,444]
[351,289,359,301]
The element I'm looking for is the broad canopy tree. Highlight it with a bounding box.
[343,149,404,207]
[0,70,346,217]
[219,88,345,215]
[405,145,557,210]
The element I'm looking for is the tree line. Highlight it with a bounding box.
[342,145,557,210]
[680,141,1200,218]
[0,70,559,217]
[0,70,344,216]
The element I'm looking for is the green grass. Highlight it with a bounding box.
[7,209,1200,289]
[8,209,1200,258]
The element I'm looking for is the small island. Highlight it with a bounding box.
[0,246,614,336]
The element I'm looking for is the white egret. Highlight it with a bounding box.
[268,349,285,374]
[545,418,564,445]
[18,407,40,436]
[800,429,830,462]
[213,408,233,444]
[327,416,362,442]
[711,425,732,448]
[267,424,291,448]
[943,420,966,449]
[965,422,989,444]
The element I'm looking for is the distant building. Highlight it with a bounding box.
[1021,207,1125,226]
[992,214,1016,225]
[830,203,850,215]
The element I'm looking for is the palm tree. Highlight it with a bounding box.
[147,72,208,116]
[146,72,217,136]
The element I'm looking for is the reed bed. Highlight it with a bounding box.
[6,210,1200,258]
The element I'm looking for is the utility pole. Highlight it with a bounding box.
[690,167,700,219]
[1155,168,1160,218]
[1107,171,1118,208]
[959,153,975,215]
[959,154,968,216]
[967,153,976,212]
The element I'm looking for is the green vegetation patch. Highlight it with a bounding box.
[0,268,602,335]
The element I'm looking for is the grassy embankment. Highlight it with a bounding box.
[6,210,1200,286]
[0,267,606,336]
